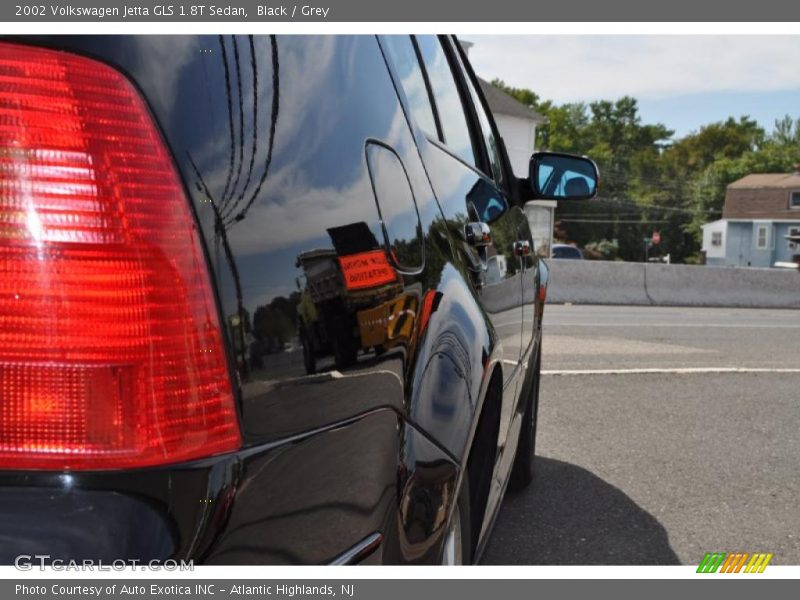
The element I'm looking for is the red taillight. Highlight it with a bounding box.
[0,42,241,470]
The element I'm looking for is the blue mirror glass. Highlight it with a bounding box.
[530,153,598,200]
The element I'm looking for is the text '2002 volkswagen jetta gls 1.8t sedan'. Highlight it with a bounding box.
[0,35,597,565]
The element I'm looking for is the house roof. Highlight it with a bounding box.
[728,172,800,189]
[704,218,800,226]
[701,219,726,229]
[478,78,547,124]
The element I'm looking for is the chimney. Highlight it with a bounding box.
[794,163,800,174]
[459,40,473,56]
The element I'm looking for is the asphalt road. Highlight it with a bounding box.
[483,304,800,566]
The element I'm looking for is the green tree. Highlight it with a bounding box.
[487,80,800,263]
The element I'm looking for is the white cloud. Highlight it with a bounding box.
[466,35,800,103]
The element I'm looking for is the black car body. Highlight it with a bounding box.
[0,35,594,565]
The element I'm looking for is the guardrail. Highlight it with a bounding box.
[545,259,800,309]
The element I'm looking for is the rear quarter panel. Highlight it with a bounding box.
[8,35,505,564]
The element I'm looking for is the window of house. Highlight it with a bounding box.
[756,224,769,250]
[791,191,800,209]
[711,231,723,247]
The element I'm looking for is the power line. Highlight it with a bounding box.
[589,196,721,215]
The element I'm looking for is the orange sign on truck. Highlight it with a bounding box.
[339,250,397,291]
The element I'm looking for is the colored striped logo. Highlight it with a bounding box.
[697,552,773,573]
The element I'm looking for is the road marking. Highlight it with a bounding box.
[542,367,800,376]
[546,322,800,329]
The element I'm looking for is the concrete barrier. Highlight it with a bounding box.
[545,259,800,309]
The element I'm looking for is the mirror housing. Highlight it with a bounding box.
[529,152,599,200]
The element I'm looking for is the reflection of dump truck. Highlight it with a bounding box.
[357,293,419,353]
[296,223,404,374]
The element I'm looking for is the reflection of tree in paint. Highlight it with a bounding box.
[249,292,300,360]
[485,213,519,277]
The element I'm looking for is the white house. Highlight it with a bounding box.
[701,219,728,264]
[701,169,800,268]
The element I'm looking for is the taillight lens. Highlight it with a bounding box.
[0,42,241,470]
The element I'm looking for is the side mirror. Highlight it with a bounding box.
[530,152,599,200]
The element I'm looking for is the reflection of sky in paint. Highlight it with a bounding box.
[416,36,475,166]
[181,36,444,313]
[382,35,437,138]
[194,36,419,259]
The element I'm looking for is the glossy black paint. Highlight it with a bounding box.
[0,486,174,563]
[0,35,549,564]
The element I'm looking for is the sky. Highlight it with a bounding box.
[467,35,800,139]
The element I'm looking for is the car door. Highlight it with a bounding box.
[443,40,543,534]
[380,34,533,505]
[447,39,540,376]
[381,35,525,388]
